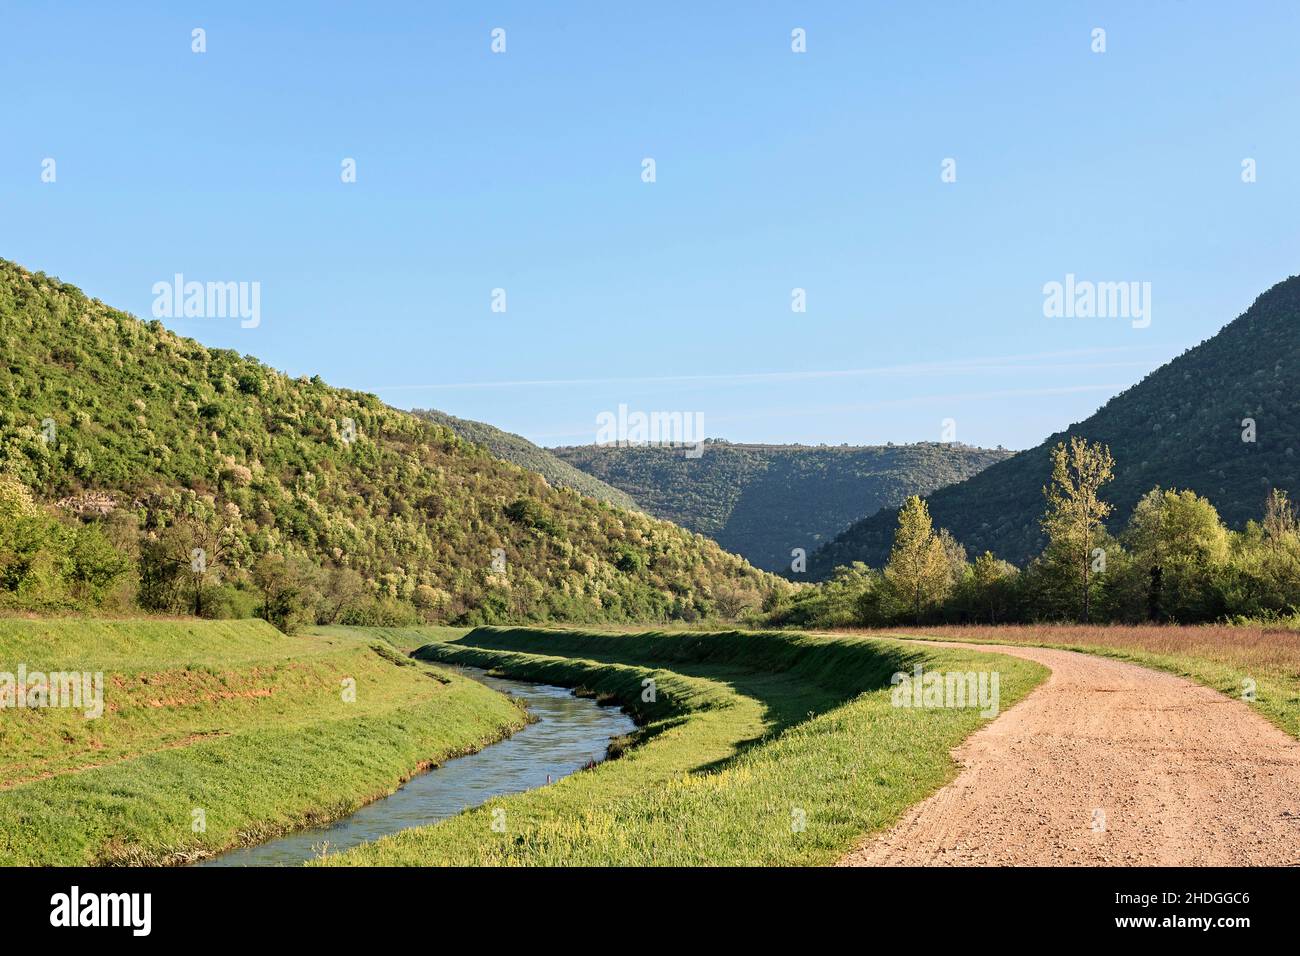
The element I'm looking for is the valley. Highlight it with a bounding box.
[7,2,1300,937]
[549,440,1012,572]
[3,257,1300,872]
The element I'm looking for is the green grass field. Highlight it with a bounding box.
[0,618,526,865]
[313,625,1048,866]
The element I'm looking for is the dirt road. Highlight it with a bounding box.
[840,642,1300,866]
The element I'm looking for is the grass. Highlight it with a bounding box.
[0,617,526,865]
[862,624,1300,740]
[325,624,473,654]
[313,625,1048,866]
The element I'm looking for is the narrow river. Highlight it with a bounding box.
[200,668,636,866]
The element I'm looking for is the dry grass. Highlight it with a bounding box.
[839,623,1300,740]
[907,624,1300,674]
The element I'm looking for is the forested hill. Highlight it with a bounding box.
[0,259,773,623]
[413,408,637,510]
[550,441,1012,573]
[807,274,1300,577]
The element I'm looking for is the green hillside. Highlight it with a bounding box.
[808,274,1300,576]
[0,618,524,864]
[550,441,1012,572]
[0,259,773,625]
[413,408,637,510]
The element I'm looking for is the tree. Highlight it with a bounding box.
[67,524,134,607]
[0,474,132,610]
[0,474,65,602]
[1040,437,1115,622]
[320,567,368,623]
[135,491,244,616]
[139,513,236,617]
[936,528,970,594]
[883,496,951,623]
[1222,490,1300,616]
[764,561,877,628]
[712,581,751,620]
[964,551,1019,624]
[1262,488,1298,546]
[252,553,322,633]
[759,580,793,615]
[1123,488,1229,621]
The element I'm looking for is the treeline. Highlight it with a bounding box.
[0,473,449,631]
[768,437,1300,628]
[0,469,780,632]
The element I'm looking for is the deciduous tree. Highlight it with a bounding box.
[1040,437,1115,623]
[883,496,951,623]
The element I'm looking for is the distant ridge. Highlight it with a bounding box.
[413,408,638,511]
[551,440,1012,572]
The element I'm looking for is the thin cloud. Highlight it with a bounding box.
[369,346,1166,393]
[528,383,1127,444]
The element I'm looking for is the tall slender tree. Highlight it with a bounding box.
[1262,488,1298,547]
[1040,436,1115,622]
[883,495,950,623]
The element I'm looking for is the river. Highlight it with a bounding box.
[199,668,636,866]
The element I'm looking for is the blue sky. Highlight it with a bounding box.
[4,1,1298,449]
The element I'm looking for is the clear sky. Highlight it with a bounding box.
[4,1,1298,450]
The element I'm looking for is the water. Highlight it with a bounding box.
[200,668,636,866]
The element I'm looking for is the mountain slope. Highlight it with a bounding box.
[412,408,637,510]
[550,441,1012,572]
[808,275,1300,576]
[0,259,773,623]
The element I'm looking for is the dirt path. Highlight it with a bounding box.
[840,641,1300,866]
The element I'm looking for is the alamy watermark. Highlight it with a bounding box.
[1,665,104,719]
[1042,274,1150,329]
[151,274,261,329]
[891,664,1000,718]
[596,404,705,458]
[50,886,151,936]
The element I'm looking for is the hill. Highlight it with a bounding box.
[808,275,1300,576]
[549,441,1012,572]
[412,408,637,510]
[0,259,773,624]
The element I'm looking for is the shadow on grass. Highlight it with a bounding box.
[413,625,934,774]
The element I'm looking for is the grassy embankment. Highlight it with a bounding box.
[0,618,525,865]
[870,624,1300,740]
[315,625,1048,866]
